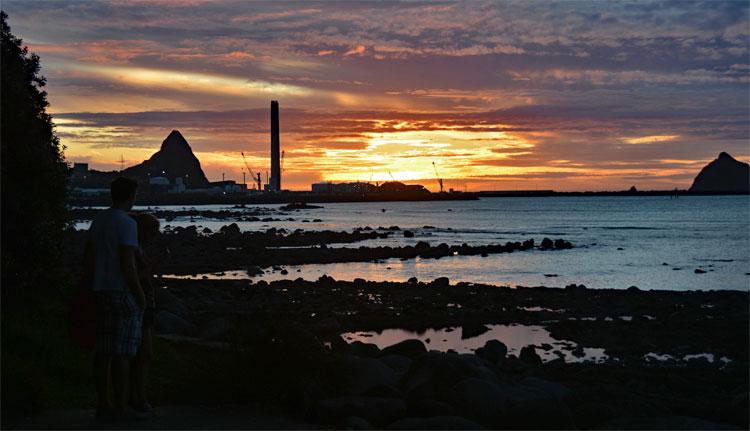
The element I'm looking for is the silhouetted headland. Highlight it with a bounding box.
[690,152,750,193]
[69,130,748,205]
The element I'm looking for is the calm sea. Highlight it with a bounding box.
[82,195,750,291]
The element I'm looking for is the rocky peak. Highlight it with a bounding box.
[122,130,209,188]
[689,152,749,193]
[161,130,191,152]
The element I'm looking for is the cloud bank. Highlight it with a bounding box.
[3,0,748,190]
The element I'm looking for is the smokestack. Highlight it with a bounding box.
[270,100,281,192]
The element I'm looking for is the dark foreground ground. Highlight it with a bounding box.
[8,215,745,430]
[10,276,748,429]
[39,276,749,429]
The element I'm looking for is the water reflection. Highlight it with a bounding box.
[341,324,609,363]
[163,249,749,291]
[81,196,750,291]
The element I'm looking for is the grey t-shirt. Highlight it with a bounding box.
[89,208,138,292]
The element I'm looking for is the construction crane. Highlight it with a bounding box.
[369,168,380,187]
[241,152,262,191]
[432,161,444,193]
[388,171,396,182]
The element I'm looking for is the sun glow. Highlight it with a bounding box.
[318,127,536,188]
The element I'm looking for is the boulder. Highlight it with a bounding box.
[573,401,623,429]
[445,354,497,382]
[155,310,197,336]
[460,323,489,339]
[407,399,456,418]
[517,376,571,400]
[432,277,450,288]
[380,354,413,379]
[450,377,507,422]
[155,288,190,318]
[388,416,482,429]
[602,416,738,430]
[315,317,341,333]
[401,352,464,397]
[337,356,398,395]
[219,223,241,236]
[480,340,507,363]
[540,238,554,249]
[197,317,234,341]
[519,346,542,365]
[403,230,415,238]
[565,283,587,292]
[317,396,406,425]
[341,416,374,429]
[382,339,427,358]
[363,384,403,399]
[415,241,430,250]
[246,265,264,276]
[504,398,574,429]
[348,341,381,358]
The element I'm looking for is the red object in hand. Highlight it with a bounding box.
[69,280,97,349]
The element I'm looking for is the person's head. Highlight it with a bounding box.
[130,212,160,244]
[111,177,138,209]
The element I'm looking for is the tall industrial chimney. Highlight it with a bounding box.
[270,100,281,192]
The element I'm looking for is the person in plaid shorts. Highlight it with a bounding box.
[84,177,146,421]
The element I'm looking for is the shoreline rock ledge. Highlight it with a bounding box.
[689,152,749,193]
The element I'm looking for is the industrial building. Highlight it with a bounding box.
[311,182,377,194]
[268,100,281,192]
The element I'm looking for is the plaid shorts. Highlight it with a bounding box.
[95,291,143,357]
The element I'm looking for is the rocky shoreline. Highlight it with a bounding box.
[148,276,748,429]
[59,215,749,429]
[65,225,572,275]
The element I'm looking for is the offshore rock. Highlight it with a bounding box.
[689,152,749,193]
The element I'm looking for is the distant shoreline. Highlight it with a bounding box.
[67,189,748,206]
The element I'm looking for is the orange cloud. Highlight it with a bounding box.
[344,45,366,56]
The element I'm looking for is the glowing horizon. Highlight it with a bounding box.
[4,1,748,191]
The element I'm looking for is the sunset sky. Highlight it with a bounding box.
[4,1,749,191]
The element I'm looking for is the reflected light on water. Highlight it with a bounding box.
[341,324,609,363]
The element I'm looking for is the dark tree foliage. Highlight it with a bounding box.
[1,11,69,295]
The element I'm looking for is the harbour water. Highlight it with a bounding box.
[85,195,750,291]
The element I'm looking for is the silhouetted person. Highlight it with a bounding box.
[129,212,163,414]
[84,177,146,421]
